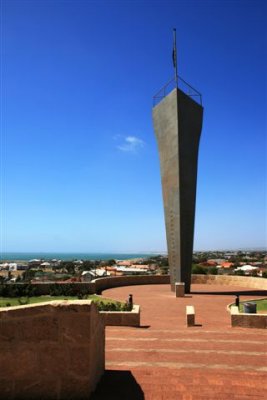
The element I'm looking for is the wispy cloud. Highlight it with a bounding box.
[116,136,145,153]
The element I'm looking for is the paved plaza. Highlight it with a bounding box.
[91,283,267,400]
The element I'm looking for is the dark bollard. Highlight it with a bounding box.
[235,295,240,308]
[125,294,133,311]
[243,302,257,314]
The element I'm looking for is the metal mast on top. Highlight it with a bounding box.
[152,29,202,106]
[172,28,178,87]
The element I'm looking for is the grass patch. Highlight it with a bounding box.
[0,295,129,310]
[231,298,267,312]
[239,298,267,312]
[0,296,77,307]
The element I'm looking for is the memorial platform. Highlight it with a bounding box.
[91,283,267,400]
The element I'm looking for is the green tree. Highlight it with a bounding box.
[235,269,245,276]
[208,267,218,275]
[107,259,116,266]
[159,265,169,275]
[61,261,75,274]
[80,260,94,271]
[191,264,207,275]
[22,269,36,282]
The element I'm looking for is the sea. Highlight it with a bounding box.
[0,252,164,262]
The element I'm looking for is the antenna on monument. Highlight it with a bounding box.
[172,28,178,87]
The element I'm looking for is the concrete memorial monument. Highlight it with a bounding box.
[153,30,203,293]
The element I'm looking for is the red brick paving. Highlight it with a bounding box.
[91,284,267,399]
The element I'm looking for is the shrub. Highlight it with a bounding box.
[159,266,169,275]
[0,284,37,298]
[95,301,132,312]
[208,267,218,275]
[49,283,78,297]
[22,269,36,282]
[49,284,62,296]
[234,270,245,276]
[0,285,9,297]
[24,285,37,297]
[77,293,88,300]
[6,286,20,297]
[192,264,207,275]
[18,297,29,305]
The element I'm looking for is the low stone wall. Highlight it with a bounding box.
[230,305,267,329]
[101,305,140,327]
[192,274,267,290]
[3,275,265,299]
[93,274,170,294]
[0,300,105,400]
[1,275,170,296]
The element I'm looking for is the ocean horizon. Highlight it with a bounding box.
[0,252,166,262]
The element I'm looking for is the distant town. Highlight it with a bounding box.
[0,250,266,284]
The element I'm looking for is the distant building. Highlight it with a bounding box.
[116,261,132,267]
[131,265,149,270]
[41,262,51,268]
[0,263,9,270]
[8,263,18,271]
[29,259,42,267]
[234,265,258,274]
[208,259,226,265]
[116,266,149,275]
[224,252,238,258]
[220,262,234,269]
[17,265,29,270]
[81,269,109,282]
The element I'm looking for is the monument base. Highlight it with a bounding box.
[175,282,185,297]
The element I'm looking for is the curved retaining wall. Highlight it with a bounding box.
[2,275,169,296]
[2,275,265,297]
[0,300,105,400]
[93,274,170,294]
[191,275,267,290]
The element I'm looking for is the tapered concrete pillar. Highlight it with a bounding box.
[153,88,203,293]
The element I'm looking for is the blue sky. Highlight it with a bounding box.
[1,0,266,253]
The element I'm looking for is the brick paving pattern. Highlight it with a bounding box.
[91,284,267,399]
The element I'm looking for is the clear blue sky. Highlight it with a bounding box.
[1,0,266,253]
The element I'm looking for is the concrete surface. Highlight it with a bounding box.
[153,88,203,293]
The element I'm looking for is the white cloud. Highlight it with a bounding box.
[116,136,145,153]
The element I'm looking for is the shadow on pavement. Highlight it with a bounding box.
[191,289,267,296]
[90,370,144,400]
